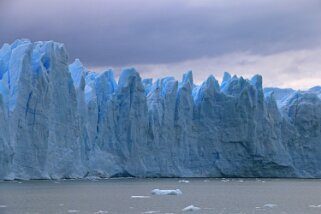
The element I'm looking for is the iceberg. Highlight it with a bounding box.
[0,39,321,180]
[151,189,182,195]
[182,205,201,212]
[309,205,321,208]
[131,195,151,199]
[178,179,190,183]
[262,204,278,208]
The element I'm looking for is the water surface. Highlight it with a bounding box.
[0,178,321,214]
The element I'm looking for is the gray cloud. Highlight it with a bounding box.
[124,48,321,90]
[1,0,321,69]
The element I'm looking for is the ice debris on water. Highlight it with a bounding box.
[263,204,278,208]
[151,189,182,195]
[182,205,201,212]
[309,204,321,208]
[67,210,80,213]
[94,211,109,214]
[131,195,150,199]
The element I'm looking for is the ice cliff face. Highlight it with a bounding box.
[0,40,321,180]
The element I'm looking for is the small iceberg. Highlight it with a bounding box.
[131,195,150,199]
[67,210,80,213]
[144,211,160,214]
[94,211,108,214]
[263,204,278,208]
[309,204,321,208]
[0,205,7,208]
[182,205,201,212]
[179,180,190,183]
[151,189,182,195]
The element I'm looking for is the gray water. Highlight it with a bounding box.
[0,178,321,214]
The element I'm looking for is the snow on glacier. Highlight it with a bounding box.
[0,39,321,180]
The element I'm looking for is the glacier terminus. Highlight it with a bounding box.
[0,39,321,180]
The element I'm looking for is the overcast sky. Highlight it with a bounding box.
[1,0,321,89]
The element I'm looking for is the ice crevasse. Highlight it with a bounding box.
[0,39,321,180]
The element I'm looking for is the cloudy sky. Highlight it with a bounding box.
[1,0,321,89]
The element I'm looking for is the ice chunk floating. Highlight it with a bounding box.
[178,180,190,183]
[131,195,150,199]
[1,39,321,180]
[151,189,182,195]
[309,204,321,208]
[263,204,278,208]
[182,205,201,212]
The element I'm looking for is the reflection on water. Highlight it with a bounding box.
[0,178,321,214]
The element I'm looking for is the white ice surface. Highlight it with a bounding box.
[1,39,321,179]
[151,189,182,195]
[182,205,201,212]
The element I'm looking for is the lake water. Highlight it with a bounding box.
[0,178,321,214]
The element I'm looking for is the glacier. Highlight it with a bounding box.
[0,39,321,180]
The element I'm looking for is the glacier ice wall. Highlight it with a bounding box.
[0,39,321,179]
